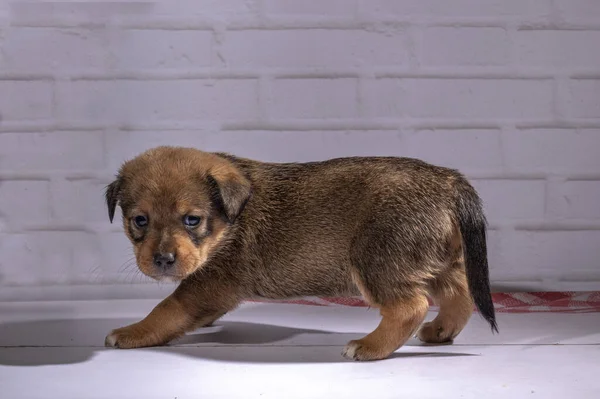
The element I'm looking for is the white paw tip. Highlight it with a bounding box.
[341,342,359,360]
[104,333,117,348]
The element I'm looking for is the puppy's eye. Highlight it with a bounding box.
[183,215,201,227]
[133,216,148,228]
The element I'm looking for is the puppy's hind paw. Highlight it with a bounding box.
[417,321,457,344]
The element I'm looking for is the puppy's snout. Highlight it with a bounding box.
[153,252,176,270]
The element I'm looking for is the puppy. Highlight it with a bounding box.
[104,146,497,361]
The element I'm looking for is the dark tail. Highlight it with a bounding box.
[455,180,498,333]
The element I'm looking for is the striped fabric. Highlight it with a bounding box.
[249,292,600,313]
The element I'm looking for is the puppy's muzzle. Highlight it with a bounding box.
[153,252,176,271]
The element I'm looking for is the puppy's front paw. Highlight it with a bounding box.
[342,339,389,361]
[104,325,156,349]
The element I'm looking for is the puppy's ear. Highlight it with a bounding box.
[207,168,252,224]
[105,178,122,223]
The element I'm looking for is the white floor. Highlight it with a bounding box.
[0,300,599,399]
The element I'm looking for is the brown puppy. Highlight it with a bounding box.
[104,146,498,361]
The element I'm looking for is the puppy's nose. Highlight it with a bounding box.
[153,252,176,269]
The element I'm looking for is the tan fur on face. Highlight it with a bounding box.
[109,147,248,281]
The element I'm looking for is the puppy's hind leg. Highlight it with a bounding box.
[342,271,429,361]
[418,266,473,344]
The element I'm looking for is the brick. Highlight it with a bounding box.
[0,231,140,286]
[0,234,48,285]
[555,0,600,23]
[471,179,546,221]
[0,6,5,29]
[422,27,510,66]
[0,180,50,227]
[485,229,504,279]
[0,232,96,285]
[2,27,108,72]
[361,78,404,117]
[404,129,503,173]
[264,0,357,17]
[8,2,154,25]
[270,79,358,119]
[221,30,407,68]
[111,30,213,69]
[105,130,215,170]
[55,80,117,124]
[363,78,553,118]
[56,79,259,123]
[152,0,259,18]
[51,179,112,225]
[568,80,600,118]
[547,180,600,219]
[504,129,600,174]
[10,0,258,21]
[0,131,104,171]
[0,81,53,120]
[360,0,551,18]
[501,231,600,280]
[517,31,600,68]
[204,130,403,162]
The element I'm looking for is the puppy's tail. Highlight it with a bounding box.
[455,178,498,333]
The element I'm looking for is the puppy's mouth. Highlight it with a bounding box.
[156,274,184,283]
[137,259,197,282]
[134,242,206,282]
[143,267,191,282]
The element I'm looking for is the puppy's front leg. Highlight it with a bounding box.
[105,275,241,349]
[105,293,195,349]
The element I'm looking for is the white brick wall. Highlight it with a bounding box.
[422,27,511,66]
[1,0,599,301]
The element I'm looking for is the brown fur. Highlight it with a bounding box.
[104,146,496,360]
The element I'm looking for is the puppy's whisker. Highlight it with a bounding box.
[119,268,134,284]
[118,264,135,277]
[118,270,135,284]
[130,269,142,284]
[86,265,105,283]
[118,257,137,273]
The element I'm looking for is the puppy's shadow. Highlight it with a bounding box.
[0,318,476,366]
[172,320,328,345]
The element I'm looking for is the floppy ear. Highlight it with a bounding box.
[207,169,252,224]
[105,179,122,223]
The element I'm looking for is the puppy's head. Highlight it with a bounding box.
[105,146,251,282]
